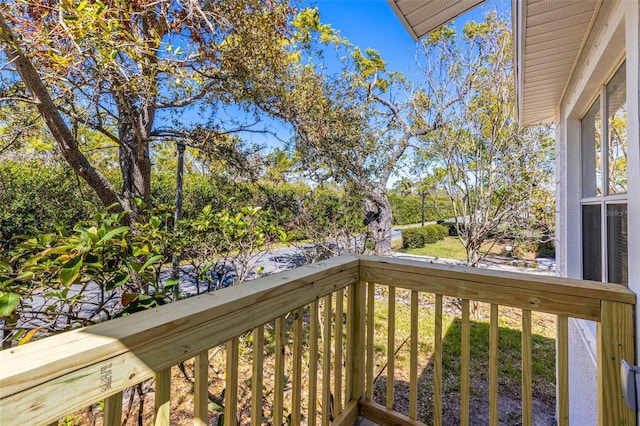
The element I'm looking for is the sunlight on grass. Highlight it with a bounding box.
[396,236,505,261]
[370,287,557,422]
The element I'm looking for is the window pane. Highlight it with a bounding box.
[606,204,628,285]
[582,204,601,281]
[606,63,627,194]
[581,97,601,197]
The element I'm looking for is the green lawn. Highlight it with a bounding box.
[395,236,505,261]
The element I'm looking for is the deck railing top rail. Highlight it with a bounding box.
[359,255,635,321]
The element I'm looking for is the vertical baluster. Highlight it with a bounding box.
[366,282,375,400]
[386,286,396,410]
[274,316,286,426]
[322,295,332,426]
[345,285,354,407]
[334,288,343,416]
[460,299,470,426]
[225,338,239,426]
[597,301,635,426]
[350,280,366,403]
[434,294,443,426]
[309,300,319,426]
[557,315,568,426]
[489,304,499,426]
[154,369,171,426]
[103,392,122,426]
[292,309,303,426]
[252,327,264,426]
[409,290,419,420]
[194,350,209,426]
[522,310,532,426]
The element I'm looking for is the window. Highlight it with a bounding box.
[580,62,627,285]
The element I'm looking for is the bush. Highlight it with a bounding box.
[536,240,555,258]
[421,226,440,244]
[402,228,425,249]
[428,224,449,240]
[402,225,448,249]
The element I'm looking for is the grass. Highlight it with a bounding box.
[370,289,557,423]
[395,236,521,261]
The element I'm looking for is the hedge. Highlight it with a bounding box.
[401,224,448,249]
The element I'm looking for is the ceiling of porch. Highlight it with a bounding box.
[386,0,487,41]
[514,0,602,124]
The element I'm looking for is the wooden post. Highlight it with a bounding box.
[521,310,532,426]
[251,328,264,426]
[434,294,443,426]
[321,296,332,426]
[334,289,344,416]
[489,304,498,426]
[154,369,171,426]
[386,286,396,410]
[366,282,375,400]
[225,338,239,426]
[292,309,303,426]
[460,299,470,426]
[194,350,209,426]
[348,280,366,403]
[103,392,122,426]
[597,301,635,426]
[409,290,418,420]
[274,316,286,426]
[556,316,569,426]
[309,301,319,426]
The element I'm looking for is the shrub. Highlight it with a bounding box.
[402,225,448,249]
[402,228,425,249]
[421,226,440,244]
[426,224,448,240]
[536,240,555,258]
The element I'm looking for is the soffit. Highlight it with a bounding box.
[514,0,601,125]
[387,0,488,41]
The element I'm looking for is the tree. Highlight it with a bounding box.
[256,11,467,255]
[415,12,555,266]
[0,0,303,223]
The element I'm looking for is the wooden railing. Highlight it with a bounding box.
[0,255,635,426]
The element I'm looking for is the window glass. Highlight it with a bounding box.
[581,98,601,197]
[582,204,602,281]
[606,204,628,285]
[606,64,627,194]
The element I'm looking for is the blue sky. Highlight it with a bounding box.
[303,0,509,78]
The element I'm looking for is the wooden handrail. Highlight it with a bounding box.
[359,255,635,321]
[0,255,635,426]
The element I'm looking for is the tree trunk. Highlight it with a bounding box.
[363,189,393,256]
[0,14,130,221]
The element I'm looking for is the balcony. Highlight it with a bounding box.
[0,255,635,426]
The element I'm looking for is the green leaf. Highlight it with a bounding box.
[139,255,162,273]
[98,226,130,244]
[0,292,20,316]
[164,278,179,288]
[105,272,129,291]
[60,256,83,286]
[208,402,224,412]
